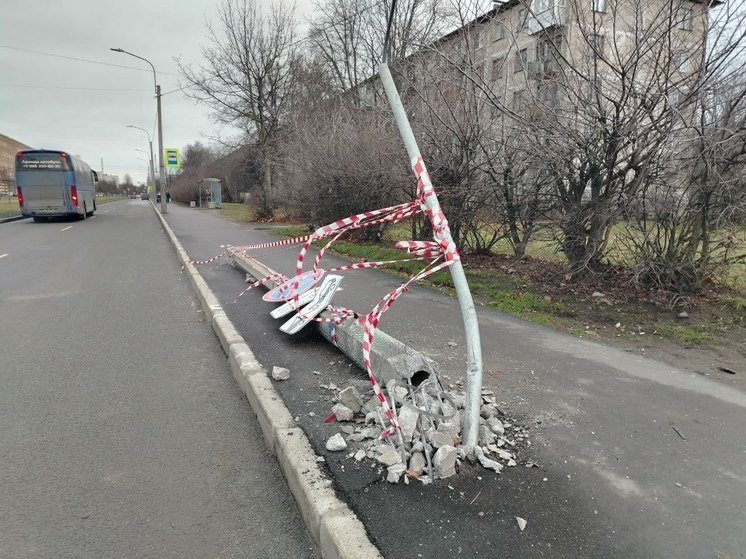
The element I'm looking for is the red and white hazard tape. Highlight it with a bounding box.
[191,158,460,444]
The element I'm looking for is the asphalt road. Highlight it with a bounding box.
[165,203,746,559]
[0,201,318,559]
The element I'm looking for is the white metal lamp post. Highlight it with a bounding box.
[111,48,167,214]
[127,126,155,198]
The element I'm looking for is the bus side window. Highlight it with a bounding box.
[92,170,98,182]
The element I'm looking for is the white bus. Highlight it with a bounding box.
[15,150,98,222]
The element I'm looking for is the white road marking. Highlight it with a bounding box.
[61,226,73,231]
[0,253,8,259]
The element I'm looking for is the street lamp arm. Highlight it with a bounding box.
[110,47,157,93]
[126,124,152,143]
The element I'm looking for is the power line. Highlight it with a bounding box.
[0,45,182,77]
[0,84,151,92]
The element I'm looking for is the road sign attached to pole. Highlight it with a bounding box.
[164,148,180,168]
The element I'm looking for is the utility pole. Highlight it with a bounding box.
[156,84,166,213]
[111,47,167,214]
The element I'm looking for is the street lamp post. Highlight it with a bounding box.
[127,126,155,198]
[111,48,167,214]
[135,151,153,195]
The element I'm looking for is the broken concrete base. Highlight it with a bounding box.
[229,250,440,387]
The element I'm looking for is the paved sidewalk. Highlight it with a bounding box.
[164,203,746,559]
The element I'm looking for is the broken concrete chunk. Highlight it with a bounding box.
[354,449,366,461]
[474,447,503,473]
[409,452,426,474]
[428,430,454,449]
[377,447,403,467]
[480,404,497,419]
[340,425,355,435]
[386,463,406,483]
[338,386,364,413]
[396,409,418,445]
[361,427,380,440]
[326,433,347,452]
[516,517,527,531]
[494,448,514,461]
[437,420,460,440]
[433,445,457,479]
[361,396,380,415]
[487,417,505,435]
[364,411,378,425]
[479,425,497,445]
[271,366,290,381]
[331,403,354,422]
[451,393,466,409]
[346,433,366,443]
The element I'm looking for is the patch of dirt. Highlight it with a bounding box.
[462,254,745,390]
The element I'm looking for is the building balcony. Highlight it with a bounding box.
[528,5,566,35]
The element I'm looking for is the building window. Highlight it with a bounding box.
[535,0,565,11]
[454,41,464,60]
[517,8,530,31]
[590,34,605,57]
[515,49,528,72]
[512,89,527,113]
[474,29,482,50]
[677,7,693,31]
[494,21,505,41]
[538,32,563,73]
[593,0,606,13]
[492,57,505,80]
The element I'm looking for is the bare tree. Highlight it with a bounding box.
[178,0,299,216]
[308,0,448,101]
[280,98,410,238]
[619,1,746,293]
[181,141,216,171]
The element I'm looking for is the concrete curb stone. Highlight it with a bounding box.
[150,203,382,559]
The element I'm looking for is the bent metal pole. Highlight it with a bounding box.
[378,62,484,448]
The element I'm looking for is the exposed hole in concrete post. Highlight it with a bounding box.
[410,370,430,387]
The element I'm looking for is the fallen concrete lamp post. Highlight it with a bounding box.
[229,250,440,386]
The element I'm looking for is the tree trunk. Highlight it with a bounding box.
[261,159,274,217]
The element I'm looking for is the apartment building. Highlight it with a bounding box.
[360,0,719,124]
[0,133,32,196]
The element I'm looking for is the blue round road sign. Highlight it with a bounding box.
[263,270,324,302]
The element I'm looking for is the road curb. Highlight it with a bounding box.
[0,214,29,224]
[151,204,383,559]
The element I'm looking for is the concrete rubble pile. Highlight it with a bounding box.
[324,379,530,483]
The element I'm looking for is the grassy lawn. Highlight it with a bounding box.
[219,202,254,223]
[0,198,20,218]
[269,219,744,350]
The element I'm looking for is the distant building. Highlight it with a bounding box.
[98,173,120,185]
[0,133,32,196]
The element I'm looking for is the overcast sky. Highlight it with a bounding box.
[0,1,311,185]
